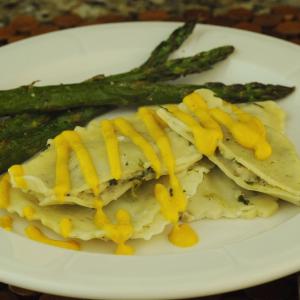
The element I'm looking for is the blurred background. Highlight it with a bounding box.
[0,0,300,299]
[0,0,300,45]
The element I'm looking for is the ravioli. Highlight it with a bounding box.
[156,89,300,205]
[191,88,286,132]
[9,115,202,208]
[6,164,209,241]
[210,149,300,204]
[3,88,296,254]
[184,166,279,221]
[238,101,286,133]
[210,127,300,204]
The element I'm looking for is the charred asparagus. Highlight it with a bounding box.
[0,81,293,116]
[0,107,109,173]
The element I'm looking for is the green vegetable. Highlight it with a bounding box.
[140,22,196,68]
[89,22,200,83]
[0,107,109,173]
[203,82,295,102]
[0,23,199,172]
[0,113,52,140]
[105,46,235,82]
[0,81,293,116]
[0,22,294,174]
[98,22,234,82]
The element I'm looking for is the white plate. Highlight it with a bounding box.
[0,22,299,300]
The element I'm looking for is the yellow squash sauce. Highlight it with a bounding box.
[154,184,198,248]
[0,215,13,231]
[153,113,168,128]
[154,183,180,223]
[0,165,79,250]
[180,92,272,160]
[183,93,223,138]
[138,107,198,248]
[138,108,177,174]
[114,117,161,178]
[166,105,220,156]
[100,120,122,181]
[8,165,27,190]
[169,173,187,213]
[183,92,208,110]
[168,223,199,247]
[227,103,266,137]
[138,107,187,211]
[23,206,35,221]
[60,217,72,238]
[94,199,134,255]
[209,108,272,160]
[0,174,10,208]
[0,92,272,254]
[54,134,70,203]
[154,183,179,223]
[115,242,134,255]
[62,131,100,196]
[25,225,80,251]
[94,199,109,227]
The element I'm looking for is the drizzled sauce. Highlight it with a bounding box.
[54,129,135,253]
[94,199,134,255]
[25,225,80,250]
[62,131,100,196]
[0,215,12,231]
[1,90,272,254]
[154,184,198,247]
[0,172,79,250]
[183,93,223,137]
[138,107,187,211]
[166,105,221,156]
[169,91,272,160]
[54,134,70,203]
[154,184,179,223]
[0,174,10,208]
[169,223,198,247]
[60,217,72,238]
[114,117,161,178]
[8,165,27,189]
[210,108,272,160]
[54,130,101,203]
[23,206,35,221]
[139,107,198,247]
[101,120,122,180]
[229,103,266,136]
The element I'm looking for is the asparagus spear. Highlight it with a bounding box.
[104,46,235,83]
[0,113,53,140]
[0,107,109,173]
[0,81,293,116]
[98,23,234,83]
[0,43,235,138]
[140,22,196,68]
[89,22,200,83]
[203,82,295,102]
[0,21,293,173]
[0,82,294,173]
[0,23,199,147]
[0,23,230,137]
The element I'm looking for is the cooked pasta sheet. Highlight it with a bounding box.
[184,166,279,222]
[6,164,209,241]
[157,89,300,205]
[8,115,202,208]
